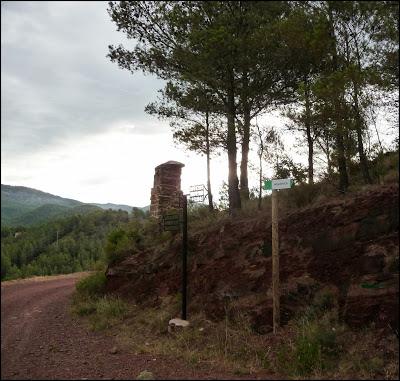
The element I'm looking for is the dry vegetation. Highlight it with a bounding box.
[71,272,399,379]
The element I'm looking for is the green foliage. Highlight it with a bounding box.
[188,203,211,220]
[75,272,107,297]
[104,217,154,265]
[1,184,89,226]
[370,151,399,184]
[277,313,340,377]
[1,184,144,227]
[274,156,308,185]
[1,184,82,225]
[1,209,130,281]
[72,293,129,331]
[276,289,341,377]
[105,229,131,265]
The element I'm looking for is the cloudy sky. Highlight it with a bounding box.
[1,1,395,208]
[1,1,220,207]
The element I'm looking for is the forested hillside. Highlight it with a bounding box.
[0,209,134,280]
[1,184,141,226]
[1,184,82,225]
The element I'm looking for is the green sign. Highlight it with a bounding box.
[162,213,181,232]
[264,179,273,190]
[263,178,293,190]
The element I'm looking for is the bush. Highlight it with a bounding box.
[105,228,132,264]
[75,271,107,297]
[292,334,323,375]
[95,295,127,318]
[278,326,339,377]
[89,296,129,331]
[277,308,341,377]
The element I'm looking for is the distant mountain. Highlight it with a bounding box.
[90,203,134,213]
[1,184,147,226]
[9,204,103,227]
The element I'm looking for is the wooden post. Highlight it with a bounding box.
[272,189,280,333]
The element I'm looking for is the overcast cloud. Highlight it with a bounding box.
[1,1,166,160]
[1,1,394,207]
[1,1,238,207]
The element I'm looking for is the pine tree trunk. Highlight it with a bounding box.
[304,79,314,185]
[240,73,250,201]
[352,39,372,185]
[205,110,214,211]
[353,85,372,184]
[240,109,250,201]
[258,152,262,210]
[336,127,349,192]
[227,76,241,212]
[327,3,349,193]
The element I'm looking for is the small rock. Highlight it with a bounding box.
[168,318,190,333]
[199,327,204,332]
[136,370,155,380]
[109,346,118,354]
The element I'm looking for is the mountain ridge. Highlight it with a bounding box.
[1,184,148,226]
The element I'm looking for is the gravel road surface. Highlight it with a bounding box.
[1,273,269,380]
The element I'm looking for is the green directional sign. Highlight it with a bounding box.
[263,178,293,190]
[264,179,273,190]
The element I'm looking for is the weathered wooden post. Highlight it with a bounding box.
[264,178,293,334]
[271,189,279,333]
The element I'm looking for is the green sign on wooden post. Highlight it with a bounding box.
[262,178,293,334]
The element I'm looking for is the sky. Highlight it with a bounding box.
[1,1,396,208]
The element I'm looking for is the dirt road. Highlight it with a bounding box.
[1,273,263,380]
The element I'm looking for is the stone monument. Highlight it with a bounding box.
[150,161,185,219]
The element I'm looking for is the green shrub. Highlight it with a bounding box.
[95,295,128,318]
[105,228,132,264]
[75,271,107,297]
[89,296,129,331]
[277,311,340,377]
[293,333,323,375]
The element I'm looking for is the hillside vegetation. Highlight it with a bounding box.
[0,209,134,280]
[1,184,141,226]
[73,181,399,379]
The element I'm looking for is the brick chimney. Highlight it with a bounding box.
[150,161,185,219]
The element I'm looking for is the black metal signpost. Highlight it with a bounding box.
[161,195,188,321]
[181,195,188,320]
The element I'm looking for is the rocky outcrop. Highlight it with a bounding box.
[106,184,399,333]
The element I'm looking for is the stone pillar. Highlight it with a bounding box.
[150,161,185,219]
